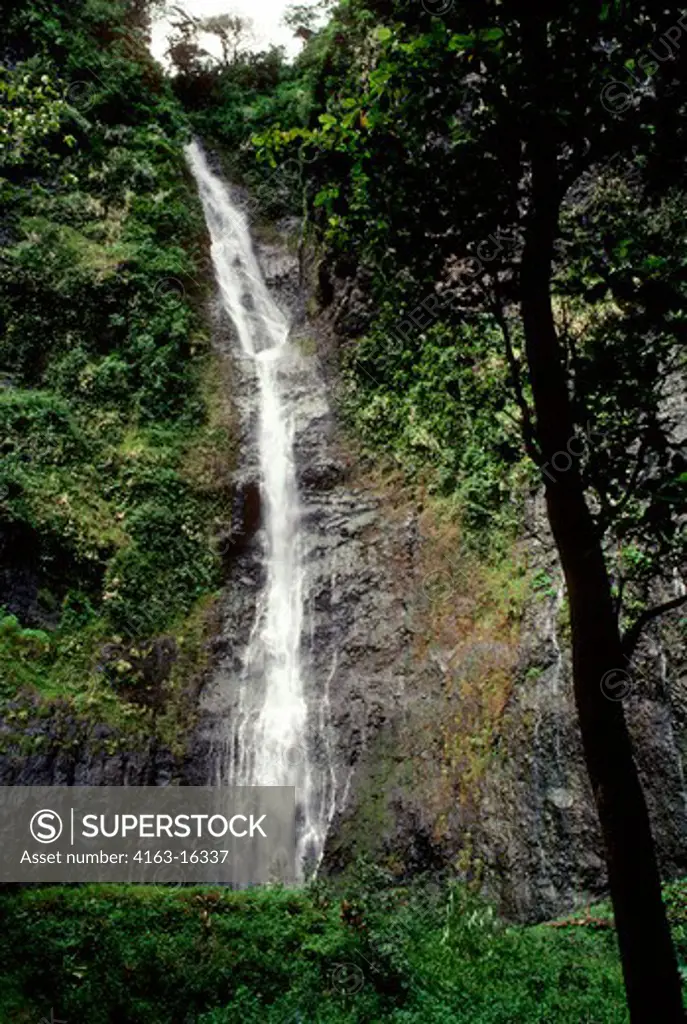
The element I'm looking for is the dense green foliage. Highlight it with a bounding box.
[6,871,680,1023]
[0,0,232,730]
[165,6,525,541]
[176,0,686,595]
[1,1,686,1019]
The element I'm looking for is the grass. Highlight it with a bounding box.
[4,870,683,1023]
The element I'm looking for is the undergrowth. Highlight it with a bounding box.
[0,0,235,744]
[4,868,686,1023]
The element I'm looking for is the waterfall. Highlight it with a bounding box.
[185,140,326,874]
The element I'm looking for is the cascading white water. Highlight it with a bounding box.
[185,140,325,873]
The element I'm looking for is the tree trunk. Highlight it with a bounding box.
[519,43,684,1015]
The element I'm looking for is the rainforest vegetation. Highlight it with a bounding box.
[0,0,233,750]
[1,0,687,1020]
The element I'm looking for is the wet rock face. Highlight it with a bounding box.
[465,547,687,922]
[2,197,684,920]
[0,698,177,786]
[0,629,188,787]
[190,226,416,848]
[317,482,687,922]
[189,217,687,920]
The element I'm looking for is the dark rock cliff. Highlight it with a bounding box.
[2,204,685,923]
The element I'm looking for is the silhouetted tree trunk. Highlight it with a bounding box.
[518,11,684,1021]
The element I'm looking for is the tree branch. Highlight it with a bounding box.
[607,436,650,519]
[622,593,687,659]
[491,281,540,464]
[613,574,626,620]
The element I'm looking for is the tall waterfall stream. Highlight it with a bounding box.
[182,142,687,912]
[186,141,333,875]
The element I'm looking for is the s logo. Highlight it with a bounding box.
[30,809,63,844]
